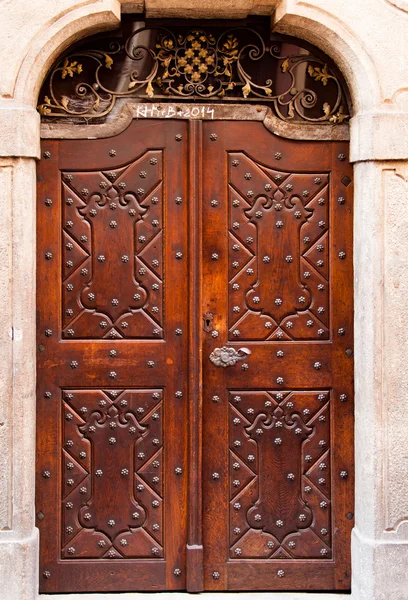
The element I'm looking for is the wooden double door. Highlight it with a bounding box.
[36,118,354,593]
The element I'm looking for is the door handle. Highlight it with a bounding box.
[209,346,251,368]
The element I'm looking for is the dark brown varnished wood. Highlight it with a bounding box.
[37,118,354,594]
[201,121,354,592]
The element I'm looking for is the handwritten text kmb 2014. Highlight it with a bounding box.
[135,104,215,119]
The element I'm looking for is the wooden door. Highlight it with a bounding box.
[36,118,353,594]
[36,121,189,593]
[201,121,354,591]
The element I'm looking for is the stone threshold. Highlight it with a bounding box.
[42,593,351,600]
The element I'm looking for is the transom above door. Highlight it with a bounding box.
[36,118,354,593]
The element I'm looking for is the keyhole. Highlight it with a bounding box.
[203,312,214,332]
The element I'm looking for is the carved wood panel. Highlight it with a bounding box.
[62,389,164,560]
[228,390,331,560]
[228,153,329,341]
[62,152,164,339]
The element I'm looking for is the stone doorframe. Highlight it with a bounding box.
[1,2,408,600]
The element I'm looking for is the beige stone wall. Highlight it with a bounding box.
[0,1,407,599]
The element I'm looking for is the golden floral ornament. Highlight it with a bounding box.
[37,23,350,124]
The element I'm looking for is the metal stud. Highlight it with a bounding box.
[42,470,51,479]
[212,253,219,260]
[211,199,218,207]
[340,393,347,402]
[109,371,117,378]
[42,571,51,579]
[314,362,322,370]
[212,571,220,579]
[175,134,182,141]
[175,467,182,475]
[340,470,348,479]
[274,152,282,160]
[338,196,345,204]
[175,251,183,259]
[175,328,183,336]
[212,472,220,480]
[338,153,346,161]
[338,251,346,259]
[174,568,182,577]
[338,328,345,336]
[210,133,217,141]
[43,151,51,159]
[45,252,53,260]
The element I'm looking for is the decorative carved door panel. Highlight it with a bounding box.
[202,121,354,591]
[36,118,353,594]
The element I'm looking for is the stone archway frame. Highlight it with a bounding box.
[3,1,407,599]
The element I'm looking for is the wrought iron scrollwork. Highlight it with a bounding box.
[37,23,349,124]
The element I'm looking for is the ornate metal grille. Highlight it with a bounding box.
[37,18,350,124]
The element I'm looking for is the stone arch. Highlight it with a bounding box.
[13,1,380,117]
[273,4,380,113]
[13,0,121,107]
